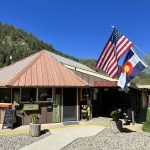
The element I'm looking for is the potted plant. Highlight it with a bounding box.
[110,109,123,132]
[110,110,120,121]
[31,113,39,124]
[29,113,41,137]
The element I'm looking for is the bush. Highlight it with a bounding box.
[31,113,40,124]
[142,121,150,132]
[110,110,120,121]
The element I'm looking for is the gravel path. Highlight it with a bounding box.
[0,131,51,150]
[62,128,150,150]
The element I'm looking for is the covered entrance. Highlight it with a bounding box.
[100,88,131,117]
[63,88,77,121]
[91,84,142,123]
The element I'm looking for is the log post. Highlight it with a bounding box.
[29,123,41,137]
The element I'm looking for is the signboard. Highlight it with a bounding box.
[2,109,15,129]
[0,103,11,108]
[23,104,39,111]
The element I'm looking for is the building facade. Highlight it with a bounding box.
[0,50,149,125]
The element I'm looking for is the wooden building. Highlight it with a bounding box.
[0,50,149,125]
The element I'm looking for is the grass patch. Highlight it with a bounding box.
[142,121,150,132]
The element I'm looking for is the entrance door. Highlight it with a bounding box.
[63,88,77,121]
[52,88,61,123]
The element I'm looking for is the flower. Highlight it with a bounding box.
[31,113,40,124]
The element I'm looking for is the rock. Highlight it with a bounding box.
[110,120,123,133]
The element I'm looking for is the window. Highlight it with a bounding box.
[21,88,36,102]
[81,88,92,100]
[0,88,11,103]
[12,88,20,103]
[38,88,52,101]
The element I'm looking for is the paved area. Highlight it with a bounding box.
[87,117,143,132]
[0,117,143,150]
[0,123,64,135]
[20,125,105,150]
[0,117,143,135]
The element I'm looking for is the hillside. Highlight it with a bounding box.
[79,59,107,75]
[0,23,79,67]
[0,23,149,85]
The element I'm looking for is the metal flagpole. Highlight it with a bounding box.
[110,25,115,29]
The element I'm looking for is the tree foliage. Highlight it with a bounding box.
[0,23,149,85]
[0,23,79,67]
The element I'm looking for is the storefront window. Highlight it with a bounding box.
[21,88,36,102]
[12,88,20,103]
[81,88,92,100]
[38,88,52,101]
[0,88,11,103]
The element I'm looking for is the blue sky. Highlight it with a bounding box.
[0,0,150,60]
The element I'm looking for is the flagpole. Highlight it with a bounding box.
[110,25,115,29]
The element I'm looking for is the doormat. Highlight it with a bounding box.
[63,121,79,126]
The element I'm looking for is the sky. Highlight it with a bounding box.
[0,0,150,60]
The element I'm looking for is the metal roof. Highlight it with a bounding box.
[130,83,150,90]
[94,81,118,87]
[46,50,116,82]
[0,51,88,87]
[0,52,39,86]
[47,50,95,72]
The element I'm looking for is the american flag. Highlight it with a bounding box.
[96,28,134,78]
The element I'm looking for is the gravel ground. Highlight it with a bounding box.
[0,130,51,150]
[62,128,150,150]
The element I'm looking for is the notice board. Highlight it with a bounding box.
[2,109,15,129]
[23,104,39,111]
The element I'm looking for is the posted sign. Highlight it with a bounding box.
[23,104,39,111]
[2,109,15,129]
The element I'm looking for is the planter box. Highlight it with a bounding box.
[110,120,123,133]
[29,123,41,137]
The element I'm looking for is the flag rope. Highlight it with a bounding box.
[133,45,150,67]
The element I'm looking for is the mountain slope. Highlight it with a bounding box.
[0,23,149,85]
[0,23,79,67]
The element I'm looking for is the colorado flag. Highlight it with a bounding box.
[117,48,147,92]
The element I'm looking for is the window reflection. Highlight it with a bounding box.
[38,88,52,101]
[0,88,11,103]
[21,88,36,102]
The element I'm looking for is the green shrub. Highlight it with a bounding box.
[110,110,120,121]
[31,113,40,124]
[142,121,150,132]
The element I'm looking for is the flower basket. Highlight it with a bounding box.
[29,113,41,137]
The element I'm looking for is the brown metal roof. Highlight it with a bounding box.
[94,81,118,87]
[0,50,88,87]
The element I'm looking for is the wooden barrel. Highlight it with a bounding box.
[29,123,41,137]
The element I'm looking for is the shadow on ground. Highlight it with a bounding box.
[40,129,50,135]
[122,127,136,133]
